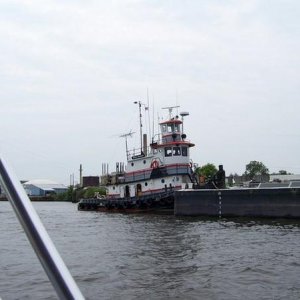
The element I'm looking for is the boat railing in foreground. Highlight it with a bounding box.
[0,157,84,300]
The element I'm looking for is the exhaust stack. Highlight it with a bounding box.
[143,134,147,156]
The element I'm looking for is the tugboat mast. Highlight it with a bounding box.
[134,101,143,154]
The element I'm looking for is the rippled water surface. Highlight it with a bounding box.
[0,201,300,299]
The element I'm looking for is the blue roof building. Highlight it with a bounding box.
[23,179,68,196]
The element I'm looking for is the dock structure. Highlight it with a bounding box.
[174,185,300,218]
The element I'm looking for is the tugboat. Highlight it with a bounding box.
[78,104,198,212]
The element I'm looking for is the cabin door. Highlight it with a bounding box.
[136,184,142,197]
[125,185,130,198]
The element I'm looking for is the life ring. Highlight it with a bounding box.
[151,159,159,169]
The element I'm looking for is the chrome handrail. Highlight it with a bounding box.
[0,157,84,300]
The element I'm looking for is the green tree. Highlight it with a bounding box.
[196,163,217,178]
[83,187,106,198]
[278,170,293,175]
[244,161,269,179]
[55,186,74,201]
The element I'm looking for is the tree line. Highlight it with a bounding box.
[195,160,292,179]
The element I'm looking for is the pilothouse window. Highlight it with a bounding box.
[165,147,172,157]
[167,124,173,133]
[165,146,182,156]
[161,125,167,133]
[182,147,188,156]
[161,123,180,133]
[173,147,181,156]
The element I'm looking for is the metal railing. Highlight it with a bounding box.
[0,157,84,300]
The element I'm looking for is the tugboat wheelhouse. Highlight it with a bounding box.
[78,105,198,211]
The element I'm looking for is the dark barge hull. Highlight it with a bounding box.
[174,187,300,218]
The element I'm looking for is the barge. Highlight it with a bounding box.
[175,182,300,218]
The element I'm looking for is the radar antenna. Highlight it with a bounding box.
[120,130,135,155]
[162,105,180,119]
[180,111,190,133]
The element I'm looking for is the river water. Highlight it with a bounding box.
[0,202,299,300]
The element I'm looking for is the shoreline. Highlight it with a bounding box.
[0,196,72,202]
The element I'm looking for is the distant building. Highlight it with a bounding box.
[82,176,100,187]
[23,179,68,196]
[227,174,270,186]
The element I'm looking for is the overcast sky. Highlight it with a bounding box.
[1,0,299,184]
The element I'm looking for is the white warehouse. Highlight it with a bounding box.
[23,179,68,196]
